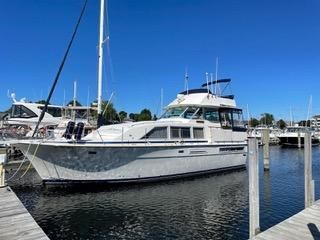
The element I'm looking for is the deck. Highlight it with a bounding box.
[0,186,49,240]
[253,200,320,240]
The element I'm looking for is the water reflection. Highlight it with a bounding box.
[16,170,248,240]
[15,146,320,240]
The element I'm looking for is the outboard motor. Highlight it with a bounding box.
[63,121,75,139]
[74,122,84,141]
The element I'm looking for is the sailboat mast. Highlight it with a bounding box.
[97,0,105,116]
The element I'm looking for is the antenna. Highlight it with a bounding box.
[73,80,77,107]
[247,104,250,129]
[290,106,293,126]
[306,95,313,128]
[63,88,66,106]
[160,88,164,115]
[215,57,218,96]
[206,72,209,93]
[87,87,90,107]
[184,67,189,94]
[210,73,214,95]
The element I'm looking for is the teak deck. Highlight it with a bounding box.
[0,186,49,240]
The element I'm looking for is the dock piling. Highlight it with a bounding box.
[248,137,260,238]
[262,129,270,170]
[0,164,4,187]
[304,131,314,208]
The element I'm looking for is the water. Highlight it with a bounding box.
[13,146,320,240]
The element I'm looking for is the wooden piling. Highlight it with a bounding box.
[248,137,260,238]
[298,131,301,148]
[0,164,4,187]
[262,129,270,170]
[304,131,314,208]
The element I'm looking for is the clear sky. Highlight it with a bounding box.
[1,0,320,121]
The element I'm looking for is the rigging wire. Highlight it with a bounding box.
[32,0,88,137]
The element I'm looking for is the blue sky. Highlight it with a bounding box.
[1,0,320,121]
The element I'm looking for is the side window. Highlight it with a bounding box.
[219,109,232,128]
[12,105,37,118]
[193,128,204,139]
[181,128,190,138]
[142,127,168,139]
[204,109,219,122]
[170,127,191,139]
[232,109,244,127]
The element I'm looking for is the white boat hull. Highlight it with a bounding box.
[16,141,247,184]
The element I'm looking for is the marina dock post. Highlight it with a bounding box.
[0,164,4,187]
[262,129,270,170]
[304,131,314,208]
[298,131,302,148]
[248,137,260,238]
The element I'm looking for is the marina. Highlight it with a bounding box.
[1,0,320,239]
[0,144,317,239]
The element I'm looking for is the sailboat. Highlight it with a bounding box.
[14,0,248,185]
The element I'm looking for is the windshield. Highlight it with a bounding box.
[11,105,37,118]
[161,107,203,119]
[161,107,186,118]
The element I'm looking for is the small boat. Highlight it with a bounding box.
[278,126,320,147]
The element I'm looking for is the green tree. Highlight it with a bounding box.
[298,120,311,127]
[249,118,260,128]
[138,109,152,121]
[152,114,157,121]
[101,101,118,122]
[67,100,82,106]
[35,100,50,105]
[277,119,287,129]
[118,111,127,122]
[260,113,274,126]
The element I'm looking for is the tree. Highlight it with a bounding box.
[67,100,82,106]
[298,120,311,127]
[35,100,50,105]
[277,119,287,129]
[260,113,274,126]
[90,100,118,124]
[138,109,152,121]
[129,113,136,120]
[118,111,127,122]
[249,118,260,127]
[101,101,118,123]
[152,114,157,121]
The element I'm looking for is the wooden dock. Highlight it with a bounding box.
[0,186,49,240]
[253,200,320,240]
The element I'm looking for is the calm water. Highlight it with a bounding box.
[13,146,320,240]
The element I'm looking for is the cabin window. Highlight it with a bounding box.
[193,128,204,139]
[142,127,167,139]
[219,109,232,128]
[170,127,191,139]
[204,109,219,122]
[39,106,62,117]
[11,105,37,118]
[232,109,244,128]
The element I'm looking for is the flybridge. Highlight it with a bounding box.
[179,78,234,100]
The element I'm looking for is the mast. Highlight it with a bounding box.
[97,0,105,120]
